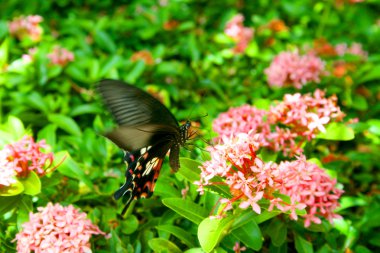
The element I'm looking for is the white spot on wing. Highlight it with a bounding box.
[142,157,159,177]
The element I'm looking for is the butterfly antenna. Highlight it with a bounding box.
[187,128,213,146]
[184,143,208,152]
[190,113,208,123]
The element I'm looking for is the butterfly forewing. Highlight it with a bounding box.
[98,80,179,127]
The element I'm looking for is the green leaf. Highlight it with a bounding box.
[198,216,234,252]
[36,56,48,86]
[156,225,196,248]
[125,61,145,84]
[148,238,182,253]
[162,198,208,225]
[120,214,139,235]
[26,92,48,113]
[255,210,281,224]
[69,104,102,117]
[357,65,380,83]
[109,229,127,253]
[54,151,94,190]
[267,219,287,247]
[0,180,24,196]
[65,65,88,83]
[99,55,122,77]
[48,114,82,136]
[184,249,206,253]
[246,41,259,58]
[231,218,262,250]
[0,195,22,215]
[178,157,201,182]
[367,119,380,136]
[294,233,314,253]
[334,218,358,249]
[94,30,117,53]
[154,177,181,198]
[336,196,367,211]
[0,38,9,67]
[317,122,354,141]
[7,115,26,140]
[351,95,368,111]
[17,196,33,230]
[253,98,271,110]
[37,124,57,147]
[19,171,41,196]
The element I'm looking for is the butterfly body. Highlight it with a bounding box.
[98,80,191,214]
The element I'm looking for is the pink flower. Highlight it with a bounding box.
[196,133,279,215]
[14,203,107,253]
[265,51,326,89]
[224,14,254,53]
[233,242,246,252]
[277,157,343,227]
[197,134,343,227]
[47,47,75,66]
[268,90,345,140]
[0,150,17,187]
[213,105,268,140]
[8,15,43,42]
[335,42,368,59]
[3,136,54,178]
[212,90,345,157]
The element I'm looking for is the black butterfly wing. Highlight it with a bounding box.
[97,79,179,127]
[104,124,180,152]
[114,140,172,215]
[97,79,181,151]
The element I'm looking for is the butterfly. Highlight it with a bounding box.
[97,79,192,215]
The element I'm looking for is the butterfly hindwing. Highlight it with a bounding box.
[114,141,172,214]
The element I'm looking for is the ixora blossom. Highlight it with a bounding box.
[2,136,54,178]
[47,47,75,67]
[335,42,368,59]
[213,90,345,156]
[195,133,343,227]
[8,15,43,42]
[265,50,326,89]
[0,150,17,187]
[14,203,107,253]
[224,14,254,53]
[268,89,345,139]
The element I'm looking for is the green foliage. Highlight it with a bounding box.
[1,0,379,252]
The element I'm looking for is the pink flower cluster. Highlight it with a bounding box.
[335,42,368,59]
[196,133,343,227]
[265,51,326,89]
[47,47,75,67]
[8,15,43,42]
[269,90,345,137]
[2,136,54,178]
[224,14,254,53]
[213,90,345,156]
[212,105,268,140]
[15,202,107,253]
[0,150,17,187]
